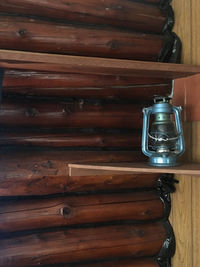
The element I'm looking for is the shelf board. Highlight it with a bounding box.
[68,162,200,176]
[0,49,200,78]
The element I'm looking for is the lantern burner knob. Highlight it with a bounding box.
[153,96,171,104]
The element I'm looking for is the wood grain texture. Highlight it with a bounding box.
[0,50,200,78]
[0,192,163,232]
[172,1,200,266]
[192,177,200,267]
[171,0,192,64]
[170,175,192,267]
[3,70,171,89]
[0,149,145,196]
[0,222,166,267]
[191,0,200,64]
[0,0,169,33]
[0,15,168,61]
[68,162,200,176]
[0,132,141,148]
[191,122,200,267]
[0,100,143,129]
[40,257,158,267]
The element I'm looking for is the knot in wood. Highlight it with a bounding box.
[18,28,27,37]
[61,207,71,218]
[25,107,39,118]
[107,40,120,50]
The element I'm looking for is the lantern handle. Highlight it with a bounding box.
[142,107,153,157]
[173,106,185,156]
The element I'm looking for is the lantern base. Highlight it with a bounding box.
[149,154,179,167]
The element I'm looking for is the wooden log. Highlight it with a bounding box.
[0,15,174,61]
[0,100,143,129]
[3,70,171,89]
[3,84,171,100]
[0,0,173,33]
[0,192,163,232]
[0,132,141,148]
[41,257,158,267]
[0,149,145,196]
[0,222,166,267]
[3,70,171,100]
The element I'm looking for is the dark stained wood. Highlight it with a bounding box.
[0,149,145,196]
[0,132,141,148]
[0,50,200,78]
[66,172,158,192]
[0,222,166,267]
[0,192,163,232]
[0,0,170,33]
[3,85,171,102]
[3,70,171,89]
[3,84,170,100]
[0,100,143,129]
[3,70,171,100]
[44,257,158,267]
[0,15,168,61]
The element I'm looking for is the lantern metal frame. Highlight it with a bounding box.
[142,98,185,167]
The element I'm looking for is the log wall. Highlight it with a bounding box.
[0,0,173,33]
[0,0,178,266]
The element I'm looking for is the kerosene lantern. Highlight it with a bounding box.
[142,96,185,167]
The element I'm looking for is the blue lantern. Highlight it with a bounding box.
[142,96,185,167]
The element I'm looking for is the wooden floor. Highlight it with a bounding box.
[171,0,200,266]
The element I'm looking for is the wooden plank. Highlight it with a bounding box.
[191,0,200,64]
[171,0,192,64]
[68,162,200,176]
[192,177,200,267]
[173,74,200,122]
[170,175,192,267]
[191,1,200,266]
[191,121,200,267]
[0,50,200,78]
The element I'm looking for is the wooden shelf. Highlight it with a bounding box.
[68,162,200,176]
[0,49,200,78]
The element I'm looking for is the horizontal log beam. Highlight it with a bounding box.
[41,257,158,267]
[3,70,171,89]
[3,70,170,89]
[0,192,163,232]
[3,85,171,101]
[0,0,172,33]
[0,132,141,148]
[0,149,145,196]
[0,100,143,129]
[0,15,172,61]
[0,222,166,267]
